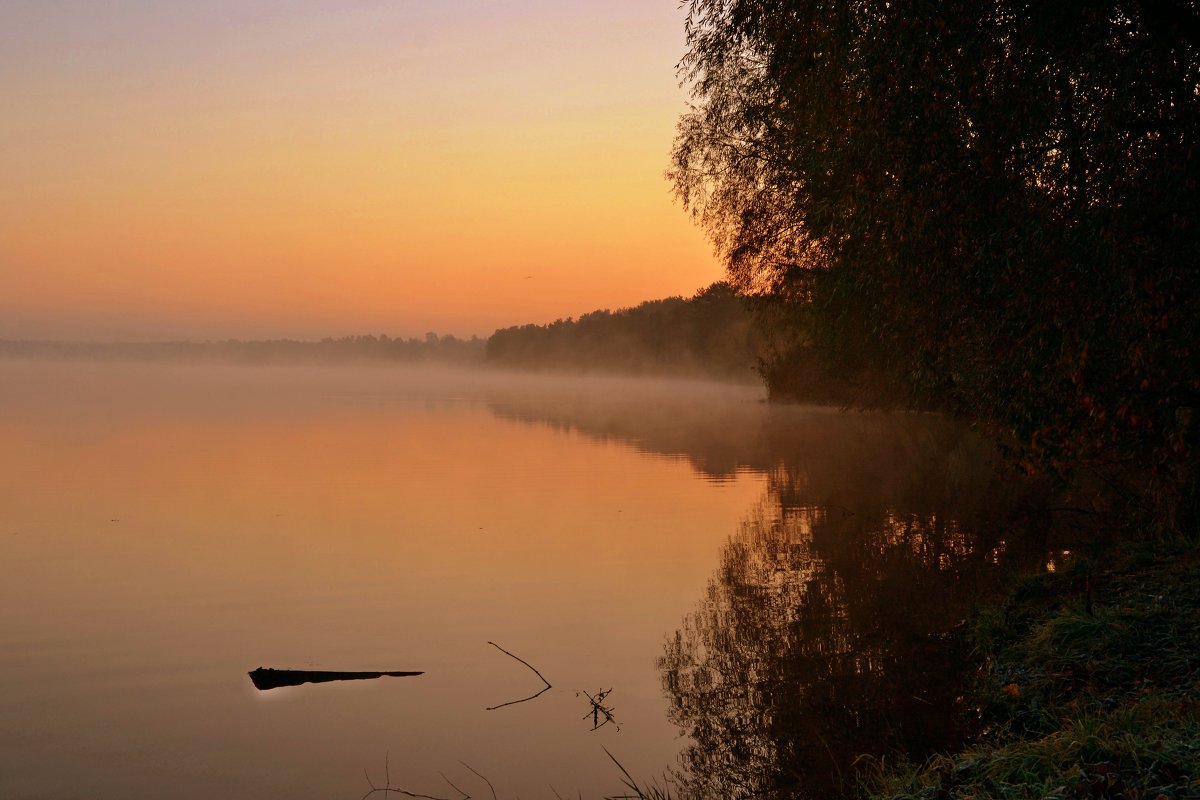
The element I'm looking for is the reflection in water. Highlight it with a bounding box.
[485,376,1060,797]
[0,363,773,798]
[0,363,1060,797]
[659,435,1051,798]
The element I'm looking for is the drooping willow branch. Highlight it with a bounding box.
[484,641,552,711]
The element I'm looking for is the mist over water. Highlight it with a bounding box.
[0,361,1051,798]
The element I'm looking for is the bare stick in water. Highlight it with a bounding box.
[484,641,552,710]
[581,688,620,731]
[362,753,451,800]
[459,761,497,800]
[439,772,471,800]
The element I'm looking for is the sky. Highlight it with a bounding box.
[0,0,722,341]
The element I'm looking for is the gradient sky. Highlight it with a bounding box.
[0,1,722,340]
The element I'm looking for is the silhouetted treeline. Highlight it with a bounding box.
[0,334,485,365]
[673,2,1199,529]
[485,282,756,381]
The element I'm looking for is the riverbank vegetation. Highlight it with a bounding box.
[670,0,1198,532]
[654,1,1199,797]
[608,536,1200,799]
[865,540,1200,800]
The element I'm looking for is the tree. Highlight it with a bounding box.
[672,0,1200,525]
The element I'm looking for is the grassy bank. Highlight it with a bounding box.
[865,540,1200,800]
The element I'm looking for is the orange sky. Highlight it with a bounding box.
[0,1,722,341]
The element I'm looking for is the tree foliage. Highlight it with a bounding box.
[672,0,1200,524]
[485,282,757,380]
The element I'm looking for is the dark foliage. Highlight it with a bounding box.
[658,417,1052,797]
[672,0,1200,528]
[867,545,1200,799]
[485,282,758,381]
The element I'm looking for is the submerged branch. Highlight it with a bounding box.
[362,753,453,800]
[458,762,498,800]
[485,641,552,710]
[581,688,621,732]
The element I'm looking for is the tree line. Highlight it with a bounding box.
[484,282,760,381]
[671,0,1199,528]
[0,334,485,364]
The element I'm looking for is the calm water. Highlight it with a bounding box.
[0,362,1051,798]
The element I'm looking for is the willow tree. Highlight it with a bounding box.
[673,1,1199,521]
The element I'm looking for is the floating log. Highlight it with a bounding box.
[248,667,423,691]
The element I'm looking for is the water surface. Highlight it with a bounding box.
[0,361,1048,798]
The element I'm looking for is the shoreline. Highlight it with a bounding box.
[865,538,1200,799]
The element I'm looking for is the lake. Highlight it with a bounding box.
[0,361,1054,798]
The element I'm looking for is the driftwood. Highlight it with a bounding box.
[248,667,423,691]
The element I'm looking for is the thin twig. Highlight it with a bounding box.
[439,772,471,799]
[362,753,452,800]
[815,730,843,789]
[458,762,498,800]
[581,688,620,731]
[362,786,449,800]
[485,641,552,710]
[486,641,551,687]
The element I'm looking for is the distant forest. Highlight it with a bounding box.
[484,282,758,382]
[0,286,764,381]
[0,334,485,364]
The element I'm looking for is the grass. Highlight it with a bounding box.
[863,538,1200,800]
[602,749,677,800]
[362,539,1198,799]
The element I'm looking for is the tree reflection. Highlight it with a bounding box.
[661,469,1047,798]
[484,384,1055,796]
